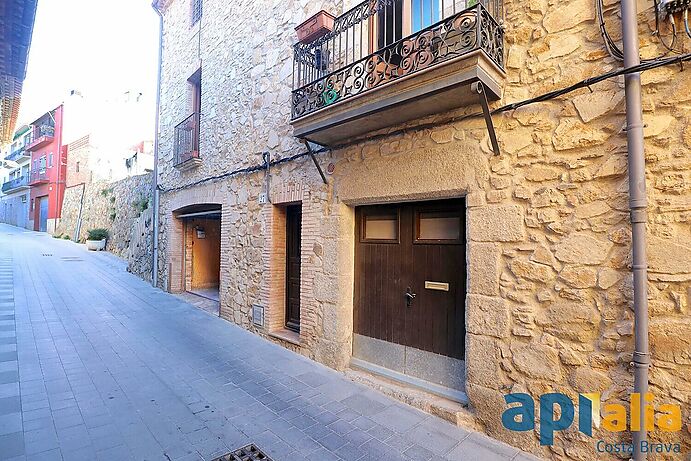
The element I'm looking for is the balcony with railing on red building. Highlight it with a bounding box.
[26,118,56,152]
[28,166,49,186]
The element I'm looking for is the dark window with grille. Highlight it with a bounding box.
[189,69,201,153]
[191,0,202,25]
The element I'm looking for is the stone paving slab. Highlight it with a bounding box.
[0,224,541,461]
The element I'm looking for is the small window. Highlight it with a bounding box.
[362,212,399,242]
[76,161,80,173]
[48,153,53,167]
[415,210,462,243]
[191,0,202,25]
[411,0,441,32]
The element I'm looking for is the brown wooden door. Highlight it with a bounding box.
[354,199,466,359]
[285,204,302,332]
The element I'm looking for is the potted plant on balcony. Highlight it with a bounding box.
[85,228,109,251]
[295,10,335,43]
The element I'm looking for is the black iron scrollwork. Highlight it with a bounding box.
[292,4,504,120]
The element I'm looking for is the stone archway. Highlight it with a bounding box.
[163,182,227,295]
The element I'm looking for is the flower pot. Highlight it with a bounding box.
[86,239,106,251]
[296,10,335,44]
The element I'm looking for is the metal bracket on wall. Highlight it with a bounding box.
[261,151,271,204]
[471,81,501,156]
[303,140,329,185]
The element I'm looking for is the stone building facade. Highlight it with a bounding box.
[153,0,691,458]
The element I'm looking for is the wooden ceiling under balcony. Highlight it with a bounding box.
[0,0,38,144]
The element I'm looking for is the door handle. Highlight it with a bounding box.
[405,287,416,307]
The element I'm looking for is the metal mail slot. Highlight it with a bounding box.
[425,281,449,292]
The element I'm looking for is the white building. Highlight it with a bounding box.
[0,126,33,229]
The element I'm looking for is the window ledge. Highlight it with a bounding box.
[174,156,202,171]
[269,328,301,346]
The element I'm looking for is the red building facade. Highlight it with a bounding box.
[27,105,66,233]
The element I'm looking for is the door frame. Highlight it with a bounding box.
[285,203,303,332]
[36,195,49,232]
[351,197,468,399]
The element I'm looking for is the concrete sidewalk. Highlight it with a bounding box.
[0,223,539,461]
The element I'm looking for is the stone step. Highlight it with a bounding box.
[343,367,482,431]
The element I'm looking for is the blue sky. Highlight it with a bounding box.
[18,0,160,129]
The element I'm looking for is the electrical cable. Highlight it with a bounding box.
[665,14,679,51]
[599,0,677,59]
[159,51,691,194]
[653,0,678,52]
[597,0,624,61]
[160,148,328,193]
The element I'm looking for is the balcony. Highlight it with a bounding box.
[291,0,504,146]
[29,169,48,185]
[1,174,30,193]
[173,113,201,171]
[5,145,29,162]
[26,125,55,152]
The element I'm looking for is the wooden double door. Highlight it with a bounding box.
[354,199,466,360]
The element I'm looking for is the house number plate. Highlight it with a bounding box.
[425,281,449,291]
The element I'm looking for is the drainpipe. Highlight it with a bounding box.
[151,2,163,287]
[620,1,649,459]
[74,182,86,241]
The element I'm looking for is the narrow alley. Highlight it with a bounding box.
[0,224,537,461]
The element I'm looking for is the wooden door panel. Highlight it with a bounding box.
[410,243,465,358]
[355,199,466,360]
[355,205,406,343]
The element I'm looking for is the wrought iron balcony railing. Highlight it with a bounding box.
[29,169,48,184]
[5,145,28,162]
[1,174,30,193]
[26,124,55,151]
[34,124,54,138]
[292,0,503,120]
[174,113,200,166]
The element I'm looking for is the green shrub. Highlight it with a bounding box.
[100,188,112,197]
[133,197,149,214]
[52,233,62,239]
[87,228,109,241]
[109,211,117,221]
[62,235,71,240]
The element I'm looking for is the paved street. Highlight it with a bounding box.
[0,223,538,461]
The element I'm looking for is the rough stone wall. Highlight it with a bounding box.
[56,173,153,258]
[155,0,691,458]
[127,206,153,282]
